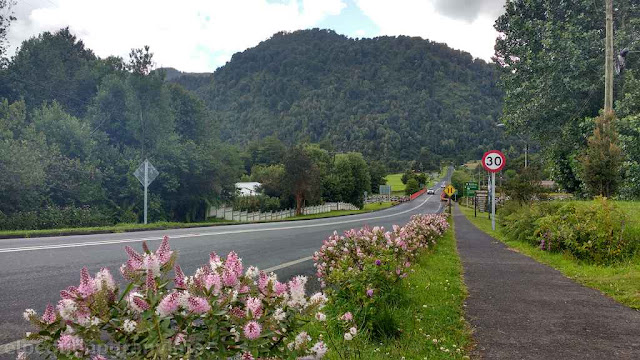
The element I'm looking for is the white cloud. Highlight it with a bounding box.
[354,0,502,61]
[8,0,347,72]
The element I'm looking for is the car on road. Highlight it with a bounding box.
[427,189,435,194]
[440,184,445,188]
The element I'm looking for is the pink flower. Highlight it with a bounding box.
[156,292,180,317]
[145,270,156,291]
[223,270,238,287]
[340,312,353,321]
[366,289,374,297]
[204,274,222,294]
[78,267,95,298]
[94,268,116,292]
[241,352,255,360]
[246,297,262,318]
[225,251,243,277]
[174,265,186,288]
[42,304,56,324]
[57,334,84,353]
[187,296,211,314]
[124,246,143,270]
[156,235,173,264]
[173,333,186,345]
[128,292,150,313]
[92,356,107,360]
[274,281,288,296]
[243,321,262,340]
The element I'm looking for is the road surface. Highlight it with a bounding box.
[0,177,449,356]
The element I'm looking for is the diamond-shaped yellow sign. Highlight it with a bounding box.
[444,185,455,197]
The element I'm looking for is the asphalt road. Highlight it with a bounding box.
[0,177,449,356]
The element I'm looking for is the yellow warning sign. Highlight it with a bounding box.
[444,185,455,197]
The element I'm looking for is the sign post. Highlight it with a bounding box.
[482,150,506,230]
[444,185,455,214]
[134,159,159,224]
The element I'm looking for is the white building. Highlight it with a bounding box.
[235,182,261,196]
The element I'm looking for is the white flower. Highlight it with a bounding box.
[309,292,328,308]
[294,331,311,348]
[343,332,353,341]
[25,332,31,337]
[315,312,326,321]
[310,341,328,357]
[23,309,36,321]
[273,308,286,322]
[349,326,357,335]
[123,319,137,333]
[91,317,101,326]
[56,300,77,321]
[94,268,116,292]
[142,254,161,277]
[245,266,259,279]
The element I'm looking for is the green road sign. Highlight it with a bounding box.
[465,182,479,190]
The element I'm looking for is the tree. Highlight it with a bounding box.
[333,152,371,208]
[0,0,15,61]
[368,161,387,194]
[503,166,545,204]
[580,113,623,197]
[127,46,154,76]
[282,147,321,215]
[251,164,285,198]
[405,178,420,196]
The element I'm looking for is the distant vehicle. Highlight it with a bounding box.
[427,189,435,194]
[440,184,445,188]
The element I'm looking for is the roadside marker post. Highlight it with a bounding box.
[481,150,506,230]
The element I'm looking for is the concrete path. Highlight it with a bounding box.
[454,205,640,359]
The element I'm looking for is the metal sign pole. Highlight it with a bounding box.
[144,160,148,224]
[491,172,496,230]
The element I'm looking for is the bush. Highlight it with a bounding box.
[405,178,421,195]
[0,206,114,231]
[22,237,327,359]
[232,194,283,213]
[500,198,638,264]
[313,214,449,337]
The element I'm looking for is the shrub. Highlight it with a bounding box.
[0,206,114,231]
[500,198,638,264]
[313,214,449,337]
[22,237,327,359]
[405,178,421,195]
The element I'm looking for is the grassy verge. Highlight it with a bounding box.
[385,173,406,193]
[287,202,395,221]
[0,219,233,238]
[0,202,398,239]
[309,219,473,359]
[458,204,640,309]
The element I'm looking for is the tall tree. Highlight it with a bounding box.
[282,147,321,215]
[580,113,622,197]
[0,0,15,62]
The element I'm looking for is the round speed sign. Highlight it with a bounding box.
[482,150,506,173]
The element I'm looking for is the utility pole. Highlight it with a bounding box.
[604,0,614,114]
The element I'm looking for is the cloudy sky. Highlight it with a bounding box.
[8,0,506,72]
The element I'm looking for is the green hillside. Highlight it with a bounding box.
[173,29,505,165]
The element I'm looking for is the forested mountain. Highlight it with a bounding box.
[172,29,504,165]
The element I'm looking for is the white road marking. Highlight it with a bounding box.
[0,195,435,254]
[0,190,448,353]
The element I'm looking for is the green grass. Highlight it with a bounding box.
[458,204,640,309]
[287,202,395,220]
[385,173,406,193]
[307,220,473,359]
[0,219,234,238]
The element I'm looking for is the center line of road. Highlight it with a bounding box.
[0,195,436,254]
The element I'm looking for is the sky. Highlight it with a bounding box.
[7,0,506,73]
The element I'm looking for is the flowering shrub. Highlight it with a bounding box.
[22,236,327,359]
[313,214,449,336]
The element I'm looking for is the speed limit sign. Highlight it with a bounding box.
[482,150,506,173]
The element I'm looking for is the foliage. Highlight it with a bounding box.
[282,147,322,215]
[250,164,285,198]
[500,198,639,264]
[313,214,449,338]
[405,178,421,196]
[332,152,371,208]
[0,205,113,231]
[176,29,503,163]
[450,169,471,198]
[368,161,387,194]
[22,237,328,359]
[502,166,546,204]
[232,194,282,213]
[579,113,623,197]
[0,0,15,61]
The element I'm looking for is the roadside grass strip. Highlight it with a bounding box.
[458,204,640,309]
[306,219,474,359]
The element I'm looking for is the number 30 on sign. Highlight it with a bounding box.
[482,150,506,173]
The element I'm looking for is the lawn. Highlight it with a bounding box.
[306,219,474,359]
[385,173,406,194]
[458,203,640,309]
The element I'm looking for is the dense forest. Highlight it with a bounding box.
[0,25,505,228]
[171,29,505,167]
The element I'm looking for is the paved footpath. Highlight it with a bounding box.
[453,205,640,360]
